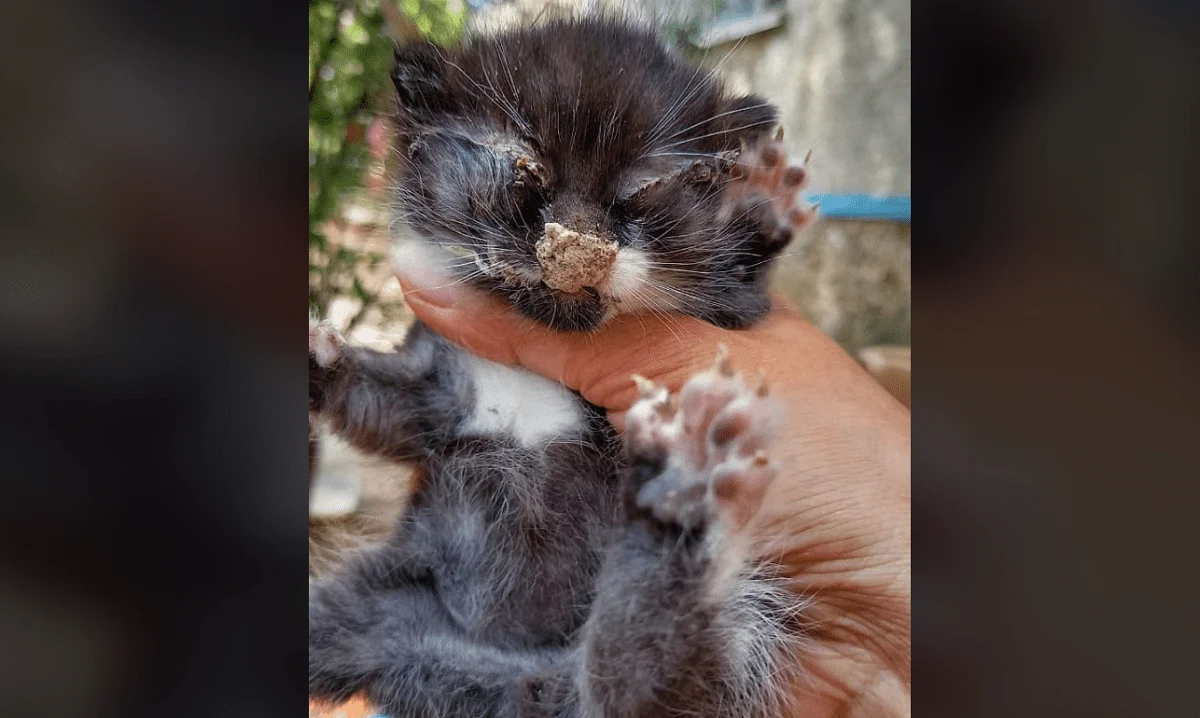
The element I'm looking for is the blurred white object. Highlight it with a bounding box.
[309,431,363,519]
[325,296,362,332]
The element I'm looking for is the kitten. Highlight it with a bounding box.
[309,16,817,718]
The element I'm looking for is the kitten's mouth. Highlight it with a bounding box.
[437,228,646,323]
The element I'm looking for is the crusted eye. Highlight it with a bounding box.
[620,175,661,206]
[510,155,548,224]
[513,155,547,190]
[620,156,731,209]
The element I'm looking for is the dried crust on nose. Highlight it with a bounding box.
[535,222,619,293]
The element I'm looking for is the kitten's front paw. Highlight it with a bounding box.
[310,319,344,368]
[721,134,818,251]
[625,349,781,532]
[309,319,345,410]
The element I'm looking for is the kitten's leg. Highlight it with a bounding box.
[310,319,468,461]
[574,350,801,718]
[309,567,447,705]
[721,135,819,253]
[310,540,559,717]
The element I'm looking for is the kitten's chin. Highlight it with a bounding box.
[508,287,609,332]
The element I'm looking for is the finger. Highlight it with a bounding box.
[394,243,610,393]
[393,243,535,365]
[768,290,804,317]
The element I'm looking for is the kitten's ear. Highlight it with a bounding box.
[719,95,779,146]
[392,42,450,124]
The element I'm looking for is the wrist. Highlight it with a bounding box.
[757,381,911,690]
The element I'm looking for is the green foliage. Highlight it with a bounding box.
[309,0,465,318]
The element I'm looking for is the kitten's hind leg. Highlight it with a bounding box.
[577,351,800,718]
[310,543,560,717]
[309,319,469,461]
[309,573,445,705]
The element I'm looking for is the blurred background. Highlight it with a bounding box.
[307,0,911,578]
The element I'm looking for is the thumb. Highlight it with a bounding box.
[392,242,580,378]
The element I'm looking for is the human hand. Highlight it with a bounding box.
[395,252,911,717]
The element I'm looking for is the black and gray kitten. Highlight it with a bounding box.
[309,16,817,718]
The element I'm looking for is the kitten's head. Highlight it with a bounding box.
[390,18,786,331]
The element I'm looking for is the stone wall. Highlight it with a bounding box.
[705,0,911,350]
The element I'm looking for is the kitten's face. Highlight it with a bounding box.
[390,19,783,331]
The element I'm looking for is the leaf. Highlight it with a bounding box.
[351,277,372,301]
[310,0,465,317]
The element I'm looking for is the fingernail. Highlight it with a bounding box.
[391,242,461,308]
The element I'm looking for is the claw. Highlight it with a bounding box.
[775,126,785,141]
[714,345,733,376]
[803,148,813,165]
[631,374,660,399]
[789,207,816,228]
[753,450,770,467]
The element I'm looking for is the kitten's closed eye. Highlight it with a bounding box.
[617,156,731,214]
[509,155,549,227]
[407,132,546,227]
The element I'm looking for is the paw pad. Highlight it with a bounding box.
[722,136,819,249]
[625,347,781,531]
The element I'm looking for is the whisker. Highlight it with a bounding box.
[657,102,774,144]
[653,120,777,152]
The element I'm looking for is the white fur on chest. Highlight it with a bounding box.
[461,355,585,447]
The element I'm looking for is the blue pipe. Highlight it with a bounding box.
[806,193,910,223]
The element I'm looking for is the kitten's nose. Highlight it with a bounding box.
[536,223,618,294]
